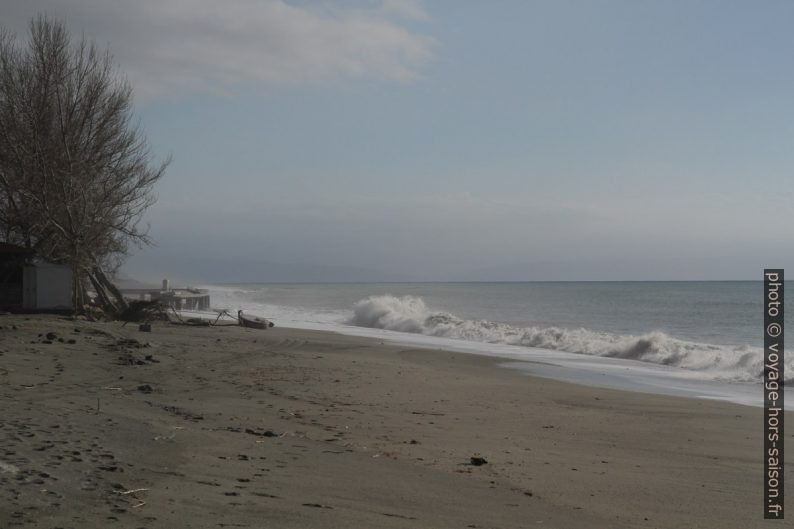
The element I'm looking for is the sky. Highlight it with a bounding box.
[3,0,794,282]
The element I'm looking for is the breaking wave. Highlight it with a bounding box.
[348,295,778,382]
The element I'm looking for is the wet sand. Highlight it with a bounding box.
[0,314,788,528]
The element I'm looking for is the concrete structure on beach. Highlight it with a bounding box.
[119,279,211,311]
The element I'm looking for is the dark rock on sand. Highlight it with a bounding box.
[245,428,277,438]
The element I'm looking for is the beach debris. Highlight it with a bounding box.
[245,428,278,438]
[165,307,234,327]
[119,299,166,324]
[302,503,333,509]
[470,456,488,466]
[117,344,157,366]
[237,310,274,329]
[112,488,149,496]
[115,337,148,349]
[161,405,204,422]
[45,332,57,340]
[137,384,154,394]
[382,512,417,520]
[224,426,280,437]
[118,354,147,366]
[252,491,279,498]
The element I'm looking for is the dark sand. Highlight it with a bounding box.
[0,315,789,528]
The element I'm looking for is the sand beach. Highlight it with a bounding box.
[0,314,786,528]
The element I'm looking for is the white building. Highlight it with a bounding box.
[0,243,73,312]
[23,262,73,310]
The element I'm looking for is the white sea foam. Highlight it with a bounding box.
[347,294,779,383]
[203,285,789,404]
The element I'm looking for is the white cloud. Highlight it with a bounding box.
[1,0,435,99]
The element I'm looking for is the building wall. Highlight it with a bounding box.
[23,264,73,310]
[0,259,24,309]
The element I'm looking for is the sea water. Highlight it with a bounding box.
[206,281,791,407]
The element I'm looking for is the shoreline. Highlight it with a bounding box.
[203,282,779,408]
[1,315,790,528]
[211,309,776,409]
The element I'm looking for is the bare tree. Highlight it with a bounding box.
[0,16,169,313]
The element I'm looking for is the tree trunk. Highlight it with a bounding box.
[91,265,129,313]
[87,271,119,314]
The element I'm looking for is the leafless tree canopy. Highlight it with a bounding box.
[0,16,168,310]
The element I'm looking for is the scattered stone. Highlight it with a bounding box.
[137,384,153,394]
[470,456,488,466]
[244,428,277,438]
[252,492,279,498]
[45,332,57,340]
[139,324,151,332]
